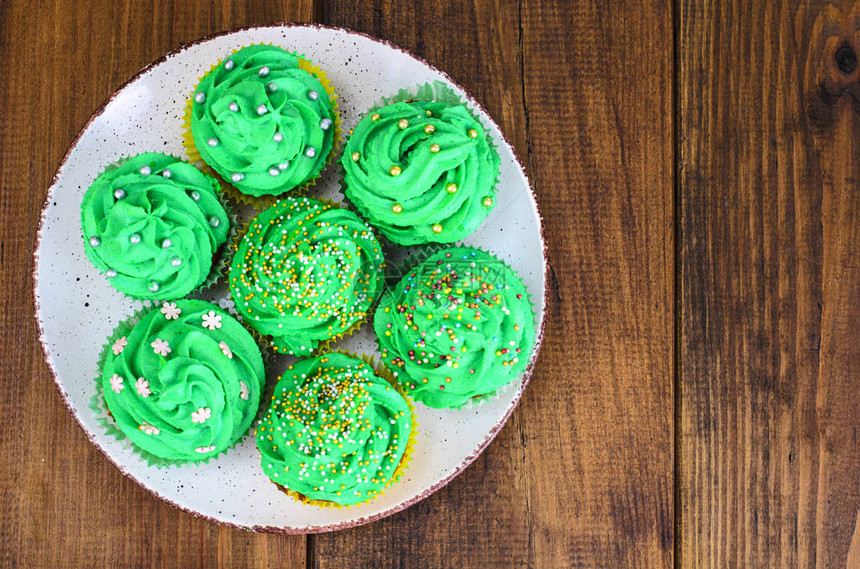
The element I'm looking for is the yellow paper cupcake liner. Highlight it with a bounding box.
[275,351,417,509]
[182,44,342,211]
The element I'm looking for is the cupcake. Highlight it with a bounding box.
[80,153,230,299]
[229,196,385,356]
[99,300,265,462]
[189,45,337,198]
[375,247,535,408]
[256,352,413,506]
[341,100,500,245]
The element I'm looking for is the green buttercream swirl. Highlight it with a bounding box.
[375,247,535,408]
[229,196,385,356]
[257,353,411,505]
[100,300,265,462]
[191,45,335,197]
[81,153,229,300]
[341,101,500,245]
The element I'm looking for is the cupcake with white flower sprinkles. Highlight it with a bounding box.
[186,44,339,204]
[98,299,265,463]
[375,247,536,409]
[256,352,414,506]
[228,195,385,356]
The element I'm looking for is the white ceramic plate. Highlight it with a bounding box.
[34,24,547,533]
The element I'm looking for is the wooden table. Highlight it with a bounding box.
[3,1,860,566]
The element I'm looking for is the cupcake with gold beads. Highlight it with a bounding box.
[341,95,500,245]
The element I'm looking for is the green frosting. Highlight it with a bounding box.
[81,153,229,300]
[100,300,265,462]
[341,101,500,245]
[229,196,384,356]
[256,353,411,505]
[191,45,335,197]
[375,247,535,408]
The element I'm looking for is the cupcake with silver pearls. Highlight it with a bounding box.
[188,44,339,200]
[81,153,230,300]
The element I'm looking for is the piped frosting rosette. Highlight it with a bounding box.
[256,352,414,506]
[81,153,230,300]
[375,247,535,409]
[189,44,338,200]
[98,300,265,463]
[228,196,385,356]
[341,90,500,245]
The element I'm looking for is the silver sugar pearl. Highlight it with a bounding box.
[224,59,235,70]
[170,256,182,267]
[194,92,206,103]
[256,104,268,115]
[208,216,220,228]
[148,281,160,292]
[267,81,278,92]
[259,66,270,77]
[307,90,319,100]
[229,102,239,112]
[161,168,172,178]
[319,118,332,130]
[89,236,101,247]
[207,137,219,147]
[105,269,117,278]
[231,172,244,182]
[140,166,152,176]
[113,189,126,200]
[130,233,141,244]
[269,167,280,176]
[273,132,283,142]
[161,238,172,248]
[190,190,200,201]
[304,147,316,158]
[278,161,289,171]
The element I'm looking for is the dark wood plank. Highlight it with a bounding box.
[316,1,674,567]
[679,1,860,566]
[0,1,314,567]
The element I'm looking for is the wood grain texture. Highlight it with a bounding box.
[314,1,675,567]
[0,1,314,567]
[679,1,860,567]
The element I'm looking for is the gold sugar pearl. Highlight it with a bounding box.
[431,223,443,234]
[430,144,440,153]
[398,119,409,129]
[392,204,403,214]
[468,129,478,138]
[351,152,361,162]
[371,113,381,121]
[482,197,493,207]
[424,124,435,134]
[425,110,432,117]
[446,183,458,194]
[390,165,402,176]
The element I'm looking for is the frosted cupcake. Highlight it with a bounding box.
[375,247,535,408]
[99,300,265,462]
[341,100,500,245]
[257,352,413,505]
[228,196,385,356]
[189,45,338,198]
[80,153,230,299]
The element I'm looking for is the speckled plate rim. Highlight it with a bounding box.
[32,23,549,534]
